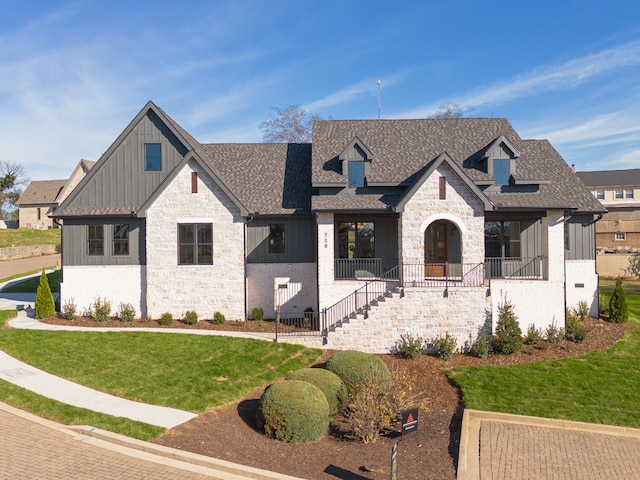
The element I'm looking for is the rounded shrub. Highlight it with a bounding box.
[251,307,264,321]
[159,312,173,326]
[213,311,226,325]
[257,380,330,442]
[183,310,198,325]
[325,350,391,396]
[286,368,348,416]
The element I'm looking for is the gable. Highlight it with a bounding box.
[57,108,189,215]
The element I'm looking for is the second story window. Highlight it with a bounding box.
[493,159,510,186]
[145,143,162,171]
[347,161,365,188]
[615,189,624,199]
[268,224,285,254]
[625,189,634,199]
[595,190,605,199]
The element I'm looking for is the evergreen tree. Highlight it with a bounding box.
[35,270,55,319]
[609,276,629,323]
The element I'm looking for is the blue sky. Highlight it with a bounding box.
[3,0,640,181]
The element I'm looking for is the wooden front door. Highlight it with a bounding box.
[425,221,448,277]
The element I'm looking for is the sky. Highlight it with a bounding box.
[2,0,640,182]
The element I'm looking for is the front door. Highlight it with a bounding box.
[425,221,448,277]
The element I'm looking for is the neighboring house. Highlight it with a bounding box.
[577,169,640,253]
[17,160,95,229]
[54,101,604,353]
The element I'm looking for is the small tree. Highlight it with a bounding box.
[259,105,321,143]
[627,254,640,279]
[609,277,629,323]
[35,270,55,319]
[492,297,523,354]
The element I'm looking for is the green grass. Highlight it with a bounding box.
[1,269,61,293]
[0,229,60,248]
[0,318,322,439]
[0,267,59,285]
[448,279,640,428]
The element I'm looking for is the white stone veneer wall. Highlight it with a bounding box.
[565,260,599,318]
[326,287,491,353]
[60,266,144,316]
[401,164,486,265]
[490,211,567,332]
[145,161,245,320]
[246,263,317,319]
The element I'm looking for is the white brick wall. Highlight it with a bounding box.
[145,160,245,320]
[247,263,317,318]
[566,260,599,318]
[60,265,144,316]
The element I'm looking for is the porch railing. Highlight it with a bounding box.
[400,262,486,287]
[334,258,398,280]
[485,256,547,280]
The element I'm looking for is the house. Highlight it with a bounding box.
[53,101,604,353]
[17,160,95,229]
[576,169,640,253]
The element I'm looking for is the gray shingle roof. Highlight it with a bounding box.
[577,169,640,187]
[200,143,312,215]
[17,180,67,206]
[311,118,604,213]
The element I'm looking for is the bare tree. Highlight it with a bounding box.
[259,105,321,143]
[628,254,640,279]
[429,101,475,119]
[0,161,29,221]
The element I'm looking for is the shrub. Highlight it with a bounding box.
[159,312,173,326]
[524,324,542,345]
[345,374,394,444]
[609,277,629,323]
[492,298,523,354]
[325,350,392,396]
[432,332,457,360]
[571,300,590,320]
[286,368,348,416]
[213,311,226,325]
[395,334,425,360]
[251,307,264,321]
[471,330,491,359]
[545,320,564,344]
[257,320,266,329]
[92,297,111,322]
[257,380,330,442]
[184,310,198,325]
[598,291,609,316]
[118,303,136,322]
[35,270,56,319]
[61,298,77,321]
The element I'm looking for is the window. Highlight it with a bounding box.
[595,190,605,199]
[178,223,212,265]
[268,224,285,254]
[191,172,198,193]
[36,208,41,220]
[615,232,626,241]
[347,161,365,188]
[484,220,521,258]
[625,189,634,199]
[338,222,375,259]
[493,159,511,186]
[145,143,162,171]
[88,225,104,256]
[113,224,129,256]
[615,189,624,199]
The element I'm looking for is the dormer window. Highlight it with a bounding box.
[348,161,365,187]
[493,159,511,186]
[339,137,373,188]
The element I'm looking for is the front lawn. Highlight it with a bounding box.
[0,314,321,438]
[0,229,60,248]
[1,269,61,293]
[448,279,640,428]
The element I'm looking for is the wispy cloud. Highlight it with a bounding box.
[399,39,640,118]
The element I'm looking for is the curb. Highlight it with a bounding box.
[0,402,305,480]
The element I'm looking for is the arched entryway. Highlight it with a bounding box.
[424,220,462,277]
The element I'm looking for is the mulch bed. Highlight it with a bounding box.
[39,315,634,480]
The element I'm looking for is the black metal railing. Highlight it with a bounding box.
[485,256,547,279]
[334,258,399,280]
[400,262,486,287]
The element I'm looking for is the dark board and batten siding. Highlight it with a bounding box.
[247,217,316,263]
[67,111,188,210]
[62,218,146,266]
[566,215,596,260]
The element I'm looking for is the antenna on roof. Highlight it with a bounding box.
[377,76,381,120]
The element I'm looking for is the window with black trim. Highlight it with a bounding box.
[145,143,162,171]
[178,223,213,265]
[338,222,375,259]
[268,224,285,254]
[88,225,104,256]
[484,220,521,258]
[113,224,129,256]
